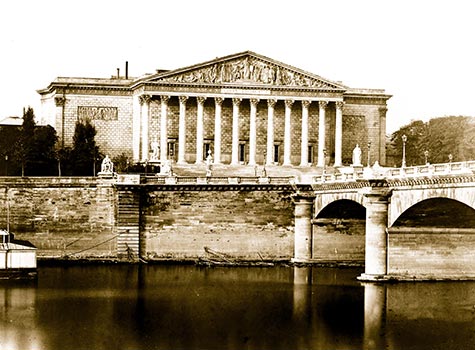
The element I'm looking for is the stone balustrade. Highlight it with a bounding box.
[311,160,475,184]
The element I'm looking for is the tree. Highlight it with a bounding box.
[16,107,36,176]
[29,125,58,176]
[388,120,427,167]
[0,125,21,176]
[389,116,475,166]
[71,119,101,176]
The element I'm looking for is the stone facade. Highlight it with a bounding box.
[38,51,391,167]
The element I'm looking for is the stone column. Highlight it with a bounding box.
[334,101,344,167]
[132,95,141,162]
[283,99,294,166]
[160,95,170,162]
[359,180,392,281]
[54,96,66,148]
[266,99,277,165]
[249,98,259,166]
[139,94,151,162]
[231,97,242,165]
[317,100,328,167]
[195,96,207,164]
[379,107,388,165]
[214,97,224,164]
[300,100,311,166]
[177,96,188,164]
[292,194,314,262]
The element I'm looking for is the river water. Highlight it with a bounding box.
[1,265,475,350]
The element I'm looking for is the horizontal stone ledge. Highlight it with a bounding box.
[358,273,475,282]
[389,227,475,234]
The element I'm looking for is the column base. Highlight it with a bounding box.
[176,160,187,165]
[290,258,313,264]
[357,273,391,282]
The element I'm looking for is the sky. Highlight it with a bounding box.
[0,0,473,133]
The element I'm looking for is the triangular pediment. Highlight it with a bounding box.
[144,51,345,90]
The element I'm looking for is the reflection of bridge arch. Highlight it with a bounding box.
[389,186,475,227]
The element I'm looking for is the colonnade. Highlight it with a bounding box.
[135,94,344,166]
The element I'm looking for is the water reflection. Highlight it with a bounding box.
[0,280,42,350]
[1,265,475,349]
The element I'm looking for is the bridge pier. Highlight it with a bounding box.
[291,194,315,263]
[359,180,392,281]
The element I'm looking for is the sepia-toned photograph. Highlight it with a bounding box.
[0,1,474,349]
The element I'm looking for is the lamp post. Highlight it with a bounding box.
[424,150,429,165]
[4,155,7,176]
[448,154,453,163]
[401,134,407,168]
[367,141,371,168]
[323,149,327,175]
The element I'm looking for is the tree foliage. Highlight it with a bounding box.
[388,116,475,166]
[70,119,101,176]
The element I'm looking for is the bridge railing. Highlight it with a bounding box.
[311,160,475,184]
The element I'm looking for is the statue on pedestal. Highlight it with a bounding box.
[205,150,213,177]
[161,160,172,176]
[100,155,113,173]
[352,144,362,167]
[150,139,159,161]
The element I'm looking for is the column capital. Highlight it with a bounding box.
[139,94,152,105]
[54,96,66,107]
[250,98,260,106]
[335,101,345,110]
[285,99,294,108]
[160,95,170,104]
[318,100,328,109]
[232,97,242,106]
[267,98,277,108]
[179,95,188,104]
[197,96,207,105]
[301,100,311,108]
[215,97,224,106]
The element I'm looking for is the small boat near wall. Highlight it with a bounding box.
[0,230,37,279]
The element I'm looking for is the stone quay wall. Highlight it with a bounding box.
[0,178,298,261]
[0,177,116,258]
[141,186,295,261]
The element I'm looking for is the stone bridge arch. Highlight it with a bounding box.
[389,185,475,227]
[314,190,364,218]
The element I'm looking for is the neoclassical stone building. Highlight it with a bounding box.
[38,51,391,167]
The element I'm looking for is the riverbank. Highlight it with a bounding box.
[37,256,364,268]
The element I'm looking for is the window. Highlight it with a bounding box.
[308,145,314,164]
[239,144,246,163]
[167,142,176,158]
[274,144,279,164]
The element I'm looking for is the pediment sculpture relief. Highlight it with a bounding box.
[162,57,336,88]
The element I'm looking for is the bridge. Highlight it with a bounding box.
[291,160,475,281]
[111,160,475,281]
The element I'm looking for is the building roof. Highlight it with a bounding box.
[38,50,390,99]
[0,116,22,125]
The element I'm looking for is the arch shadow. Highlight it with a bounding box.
[316,199,366,220]
[393,197,475,228]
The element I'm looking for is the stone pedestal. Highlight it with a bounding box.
[291,194,314,262]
